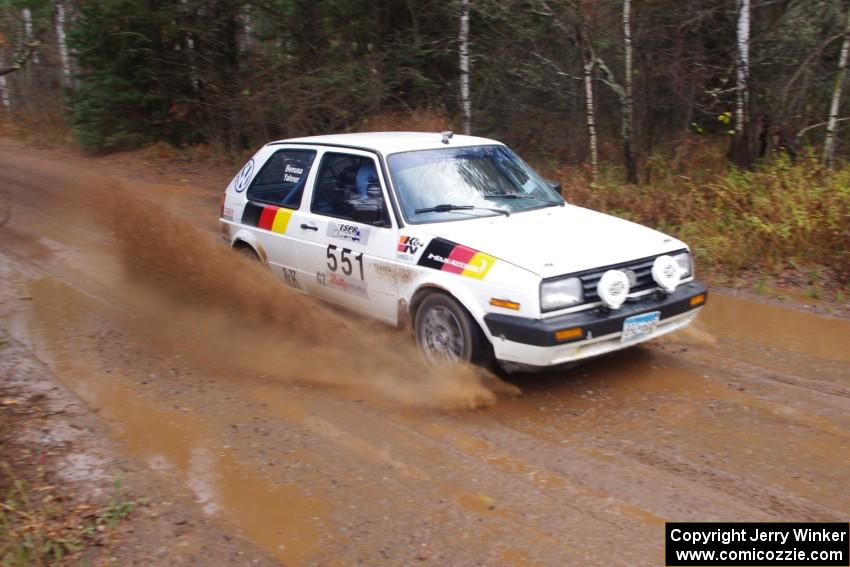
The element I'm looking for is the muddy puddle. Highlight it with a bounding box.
[6,275,329,565]
[695,294,850,377]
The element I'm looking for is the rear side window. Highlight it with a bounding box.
[247,149,316,209]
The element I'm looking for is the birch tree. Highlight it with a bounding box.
[55,0,72,86]
[0,54,10,108]
[730,0,751,167]
[823,4,850,168]
[621,0,636,183]
[575,0,637,183]
[459,0,471,135]
[578,28,599,181]
[22,8,39,64]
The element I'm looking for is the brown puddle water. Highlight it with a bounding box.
[698,294,850,365]
[8,276,329,566]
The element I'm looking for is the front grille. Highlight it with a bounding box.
[579,254,671,303]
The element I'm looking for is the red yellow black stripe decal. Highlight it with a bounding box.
[241,201,294,235]
[417,238,495,280]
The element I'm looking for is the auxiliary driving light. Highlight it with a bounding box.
[597,269,630,309]
[652,255,682,293]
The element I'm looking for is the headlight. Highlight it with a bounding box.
[541,277,584,311]
[672,251,692,278]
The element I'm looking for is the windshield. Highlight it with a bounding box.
[387,145,563,224]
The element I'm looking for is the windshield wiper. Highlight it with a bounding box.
[487,193,540,201]
[414,204,510,217]
[488,193,565,207]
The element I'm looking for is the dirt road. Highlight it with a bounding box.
[1,138,848,566]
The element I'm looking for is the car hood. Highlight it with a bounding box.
[418,204,686,279]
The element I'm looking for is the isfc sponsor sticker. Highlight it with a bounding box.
[327,222,370,245]
[417,238,495,280]
[241,201,294,235]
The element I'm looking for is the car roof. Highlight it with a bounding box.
[267,131,503,155]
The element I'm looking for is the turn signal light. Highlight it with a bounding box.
[490,298,520,310]
[555,327,583,341]
[690,294,706,307]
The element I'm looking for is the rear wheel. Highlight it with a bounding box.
[234,242,261,262]
[414,293,491,366]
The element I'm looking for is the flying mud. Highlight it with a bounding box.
[1,138,848,566]
[100,183,519,410]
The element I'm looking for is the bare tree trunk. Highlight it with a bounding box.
[579,37,599,182]
[55,1,72,87]
[0,53,10,109]
[23,9,39,65]
[824,6,850,168]
[736,0,749,135]
[238,4,256,53]
[459,0,471,135]
[730,0,752,167]
[622,0,637,183]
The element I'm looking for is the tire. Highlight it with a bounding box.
[234,243,261,262]
[414,293,492,366]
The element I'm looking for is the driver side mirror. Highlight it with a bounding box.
[546,179,562,195]
[352,202,384,226]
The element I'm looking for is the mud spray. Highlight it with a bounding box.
[80,182,518,409]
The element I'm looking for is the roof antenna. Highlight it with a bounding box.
[441,131,454,144]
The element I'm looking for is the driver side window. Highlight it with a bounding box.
[311,153,389,226]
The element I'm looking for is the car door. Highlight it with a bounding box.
[240,146,317,290]
[291,149,400,324]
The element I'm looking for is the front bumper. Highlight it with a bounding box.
[483,281,707,369]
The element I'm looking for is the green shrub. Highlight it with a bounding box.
[557,147,850,285]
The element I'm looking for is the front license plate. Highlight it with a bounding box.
[621,311,660,343]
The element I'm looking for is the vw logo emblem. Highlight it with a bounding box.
[234,159,255,193]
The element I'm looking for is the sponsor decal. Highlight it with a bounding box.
[396,235,424,261]
[316,271,368,298]
[417,238,496,280]
[327,222,370,245]
[241,201,294,235]
[222,207,234,220]
[282,267,300,290]
[283,163,303,184]
[371,263,413,283]
[234,159,255,193]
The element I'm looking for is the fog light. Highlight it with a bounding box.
[690,293,706,306]
[555,327,583,341]
[597,269,630,309]
[652,255,682,292]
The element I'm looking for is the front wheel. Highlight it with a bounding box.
[414,293,491,366]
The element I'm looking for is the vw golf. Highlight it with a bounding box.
[220,132,707,371]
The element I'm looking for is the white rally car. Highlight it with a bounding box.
[220,132,707,371]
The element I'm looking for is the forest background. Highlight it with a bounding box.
[1,0,848,298]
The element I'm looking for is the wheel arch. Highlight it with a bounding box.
[230,229,267,263]
[408,282,490,340]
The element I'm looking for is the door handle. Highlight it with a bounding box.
[300,223,318,231]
